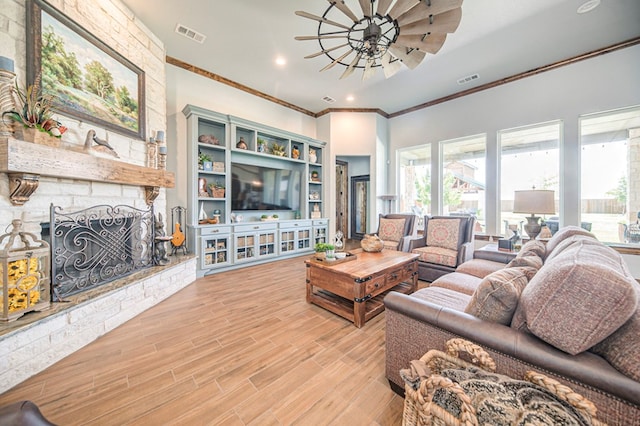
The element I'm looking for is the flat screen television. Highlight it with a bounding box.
[231,163,302,211]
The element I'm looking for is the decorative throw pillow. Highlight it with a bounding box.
[591,284,640,381]
[516,240,546,259]
[516,241,638,355]
[506,255,543,271]
[426,218,462,251]
[465,267,530,325]
[544,225,595,259]
[378,218,406,243]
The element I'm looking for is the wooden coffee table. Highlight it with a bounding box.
[305,249,419,327]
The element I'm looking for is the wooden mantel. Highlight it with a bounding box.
[0,137,175,205]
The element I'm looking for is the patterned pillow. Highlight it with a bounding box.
[544,225,595,259]
[516,240,546,259]
[591,283,640,381]
[426,218,462,251]
[378,218,406,243]
[465,267,530,325]
[515,241,638,354]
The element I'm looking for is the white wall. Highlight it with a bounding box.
[388,44,640,277]
[164,65,317,212]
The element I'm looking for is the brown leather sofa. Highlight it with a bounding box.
[385,226,640,425]
[0,400,56,425]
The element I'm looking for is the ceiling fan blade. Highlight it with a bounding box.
[397,0,463,27]
[376,0,394,16]
[340,52,363,79]
[381,52,402,78]
[305,43,350,59]
[320,48,354,72]
[396,33,447,54]
[389,45,426,69]
[295,11,352,30]
[399,8,462,35]
[295,35,347,41]
[327,0,359,23]
[357,0,373,17]
[362,57,376,80]
[388,0,419,20]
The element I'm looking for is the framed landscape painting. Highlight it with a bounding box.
[26,0,146,140]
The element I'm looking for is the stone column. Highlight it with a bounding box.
[628,127,640,224]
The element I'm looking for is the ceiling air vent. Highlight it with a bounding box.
[175,24,206,44]
[457,73,480,85]
[322,95,336,104]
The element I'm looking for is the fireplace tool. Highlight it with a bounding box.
[170,206,188,255]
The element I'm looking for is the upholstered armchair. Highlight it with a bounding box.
[376,213,416,251]
[408,215,476,282]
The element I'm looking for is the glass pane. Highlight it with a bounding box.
[441,135,486,233]
[500,121,560,237]
[399,144,431,220]
[580,106,640,245]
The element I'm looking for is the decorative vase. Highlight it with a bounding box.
[361,234,384,252]
[17,127,61,147]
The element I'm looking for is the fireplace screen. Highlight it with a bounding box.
[50,204,154,301]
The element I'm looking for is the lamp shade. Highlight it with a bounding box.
[513,190,555,215]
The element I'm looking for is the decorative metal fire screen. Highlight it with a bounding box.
[50,204,154,301]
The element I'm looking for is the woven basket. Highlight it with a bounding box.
[402,338,606,426]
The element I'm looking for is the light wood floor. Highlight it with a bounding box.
[0,255,406,425]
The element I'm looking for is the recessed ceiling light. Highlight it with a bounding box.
[346,95,354,102]
[275,57,286,66]
[577,0,600,14]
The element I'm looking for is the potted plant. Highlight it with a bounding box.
[311,170,320,181]
[271,143,286,156]
[209,181,225,198]
[314,242,335,259]
[198,152,212,170]
[2,75,67,145]
[257,137,266,152]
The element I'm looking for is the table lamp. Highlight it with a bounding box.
[513,189,555,240]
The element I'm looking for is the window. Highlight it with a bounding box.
[398,145,431,219]
[499,121,560,237]
[580,106,640,245]
[441,135,486,232]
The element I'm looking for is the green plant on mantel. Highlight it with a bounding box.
[2,74,67,137]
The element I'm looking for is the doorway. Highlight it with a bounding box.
[351,175,370,240]
[335,160,348,239]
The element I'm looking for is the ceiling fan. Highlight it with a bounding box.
[295,0,463,80]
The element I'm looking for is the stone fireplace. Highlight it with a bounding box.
[0,0,198,394]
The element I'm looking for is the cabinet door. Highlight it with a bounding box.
[297,228,311,250]
[257,231,277,258]
[234,234,256,262]
[201,235,230,269]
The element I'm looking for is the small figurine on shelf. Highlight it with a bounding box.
[309,148,317,163]
[198,177,209,197]
[236,137,248,150]
[292,145,300,159]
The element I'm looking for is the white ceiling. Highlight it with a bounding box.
[119,0,640,115]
